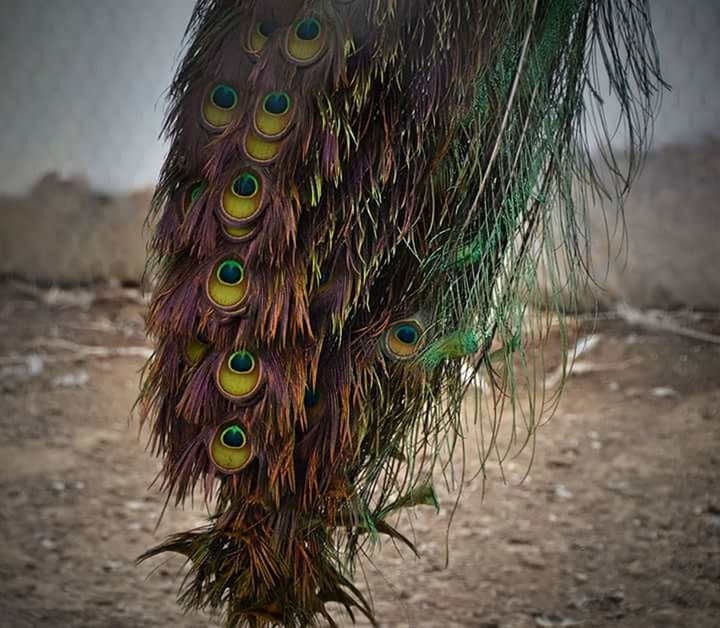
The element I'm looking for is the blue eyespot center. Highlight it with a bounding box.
[211,85,238,110]
[296,18,321,41]
[304,387,321,408]
[221,425,247,448]
[189,182,205,205]
[257,21,275,37]
[229,351,254,373]
[395,324,419,345]
[263,92,290,115]
[196,330,210,344]
[232,173,258,197]
[217,260,244,285]
[319,267,332,285]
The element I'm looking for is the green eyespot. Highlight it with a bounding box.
[202,83,239,129]
[206,257,248,313]
[182,180,206,214]
[263,92,290,115]
[286,17,327,65]
[254,91,294,140]
[216,349,263,402]
[184,331,211,366]
[233,173,259,197]
[216,260,244,286]
[228,350,255,374]
[220,171,264,224]
[394,324,419,345]
[295,18,321,42]
[247,20,275,53]
[209,421,252,473]
[220,424,247,448]
[382,318,425,361]
[304,387,321,408]
[244,129,282,163]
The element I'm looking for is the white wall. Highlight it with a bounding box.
[0,0,717,195]
[0,0,195,194]
[644,1,720,148]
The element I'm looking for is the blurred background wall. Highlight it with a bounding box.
[0,0,718,304]
[0,0,195,195]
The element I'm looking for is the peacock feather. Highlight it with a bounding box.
[138,1,663,625]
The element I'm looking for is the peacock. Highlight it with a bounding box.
[138,1,663,625]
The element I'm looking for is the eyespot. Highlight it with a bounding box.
[258,21,275,37]
[211,85,238,109]
[311,261,336,296]
[254,91,293,139]
[196,329,210,344]
[395,325,418,345]
[304,387,320,408]
[220,171,264,223]
[209,421,252,473]
[202,83,239,130]
[206,257,248,313]
[247,20,276,54]
[216,350,263,402]
[303,387,325,424]
[244,130,281,164]
[285,17,327,65]
[183,181,207,214]
[381,318,425,361]
[319,267,332,286]
[184,331,211,366]
[221,222,256,242]
[221,424,247,447]
[217,260,244,285]
[264,92,290,115]
[315,264,335,295]
[233,173,259,197]
[229,350,254,374]
[296,18,321,41]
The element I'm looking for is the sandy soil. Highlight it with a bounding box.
[0,281,718,628]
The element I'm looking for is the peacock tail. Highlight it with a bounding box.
[138,1,663,625]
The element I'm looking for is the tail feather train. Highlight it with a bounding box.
[138,1,663,625]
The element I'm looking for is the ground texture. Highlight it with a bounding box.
[0,282,718,628]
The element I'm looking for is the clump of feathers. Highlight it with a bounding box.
[138,0,663,625]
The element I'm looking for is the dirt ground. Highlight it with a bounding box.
[0,281,718,628]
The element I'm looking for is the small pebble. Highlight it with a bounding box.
[547,458,574,468]
[102,560,122,572]
[651,387,678,398]
[519,552,546,570]
[27,355,44,375]
[608,590,625,604]
[52,371,90,388]
[534,613,581,627]
[626,561,644,576]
